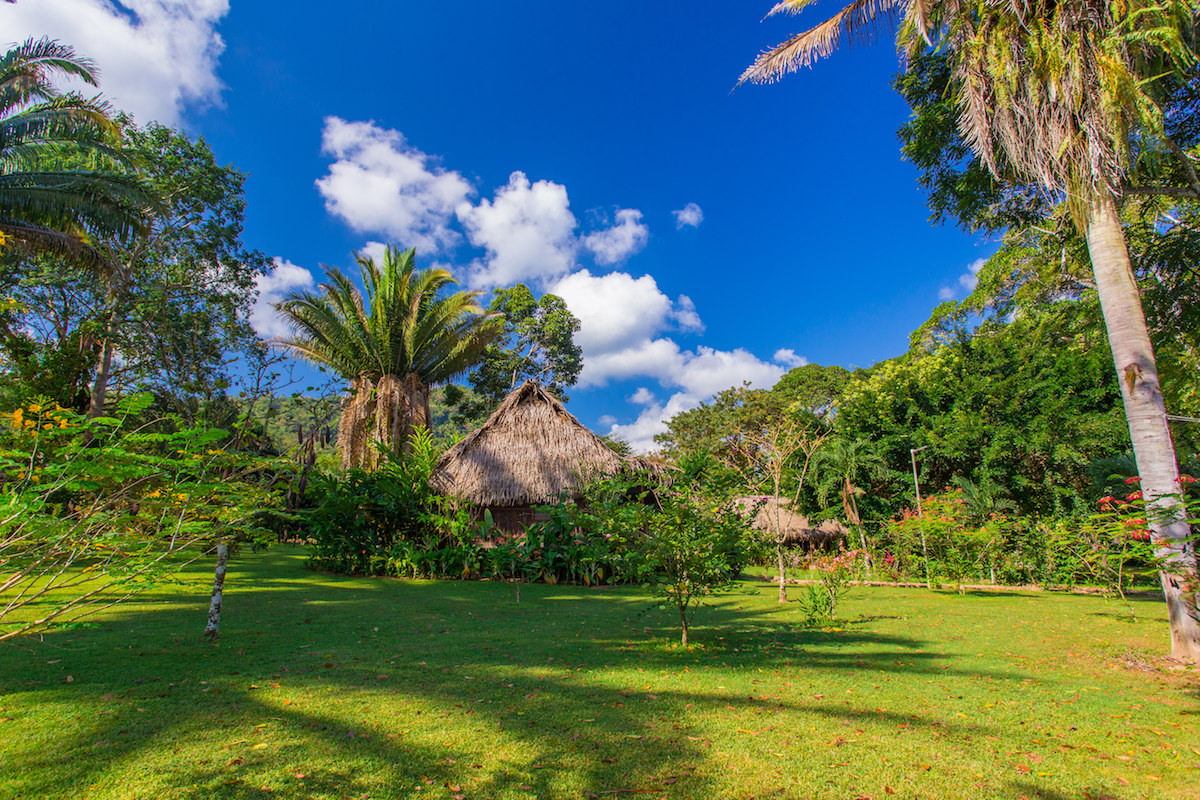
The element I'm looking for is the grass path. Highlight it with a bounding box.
[0,549,1196,799]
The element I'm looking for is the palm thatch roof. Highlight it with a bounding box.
[732,496,849,546]
[431,380,650,507]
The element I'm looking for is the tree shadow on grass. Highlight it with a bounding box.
[0,550,1057,799]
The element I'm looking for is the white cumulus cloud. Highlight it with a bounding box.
[554,269,676,355]
[356,240,390,265]
[581,208,649,265]
[672,202,704,229]
[940,257,987,301]
[251,258,314,339]
[1,0,229,124]
[578,338,684,388]
[601,345,801,453]
[672,295,704,333]
[457,171,579,287]
[773,348,808,368]
[316,117,474,254]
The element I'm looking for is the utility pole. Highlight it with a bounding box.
[911,445,932,590]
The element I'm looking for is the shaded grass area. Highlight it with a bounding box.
[1,549,1197,799]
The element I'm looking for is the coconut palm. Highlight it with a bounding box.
[741,0,1200,662]
[276,245,502,470]
[813,437,887,561]
[0,37,149,264]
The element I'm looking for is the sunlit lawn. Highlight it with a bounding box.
[1,548,1197,800]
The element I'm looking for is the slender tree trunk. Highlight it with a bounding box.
[777,541,788,603]
[773,475,787,603]
[87,307,122,419]
[203,541,229,640]
[849,489,871,577]
[679,604,688,646]
[1085,194,1200,664]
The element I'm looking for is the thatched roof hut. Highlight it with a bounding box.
[732,496,849,549]
[431,381,652,530]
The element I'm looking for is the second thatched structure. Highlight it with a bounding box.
[732,495,848,550]
[431,380,656,531]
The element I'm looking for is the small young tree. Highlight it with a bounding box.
[640,488,748,646]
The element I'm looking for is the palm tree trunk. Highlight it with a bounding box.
[1085,193,1200,664]
[398,372,431,454]
[338,374,376,471]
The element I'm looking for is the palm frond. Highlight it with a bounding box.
[0,220,109,268]
[765,1,822,19]
[740,0,908,84]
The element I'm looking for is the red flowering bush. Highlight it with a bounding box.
[884,490,1003,589]
[1083,477,1200,617]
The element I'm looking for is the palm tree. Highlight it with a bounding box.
[814,437,887,562]
[950,475,1017,527]
[741,0,1200,662]
[276,245,502,470]
[0,37,149,264]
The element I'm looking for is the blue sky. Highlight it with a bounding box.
[6,1,994,450]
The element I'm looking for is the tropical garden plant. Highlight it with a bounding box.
[795,546,863,623]
[741,0,1200,662]
[637,487,750,646]
[0,37,150,265]
[813,436,886,565]
[276,245,502,470]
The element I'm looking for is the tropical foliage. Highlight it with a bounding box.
[0,37,150,264]
[741,0,1200,660]
[276,245,502,470]
[0,392,279,641]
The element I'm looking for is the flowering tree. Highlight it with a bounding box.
[886,490,1005,591]
[796,547,863,623]
[1087,475,1199,620]
[0,394,275,641]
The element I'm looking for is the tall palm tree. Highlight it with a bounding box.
[741,0,1200,662]
[276,245,502,470]
[814,437,887,560]
[0,37,149,264]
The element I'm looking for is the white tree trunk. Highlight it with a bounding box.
[202,542,229,640]
[1085,194,1200,663]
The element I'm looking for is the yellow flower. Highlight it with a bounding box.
[27,403,41,413]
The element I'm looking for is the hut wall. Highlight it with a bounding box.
[481,505,550,533]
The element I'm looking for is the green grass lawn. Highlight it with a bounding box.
[1,549,1197,800]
